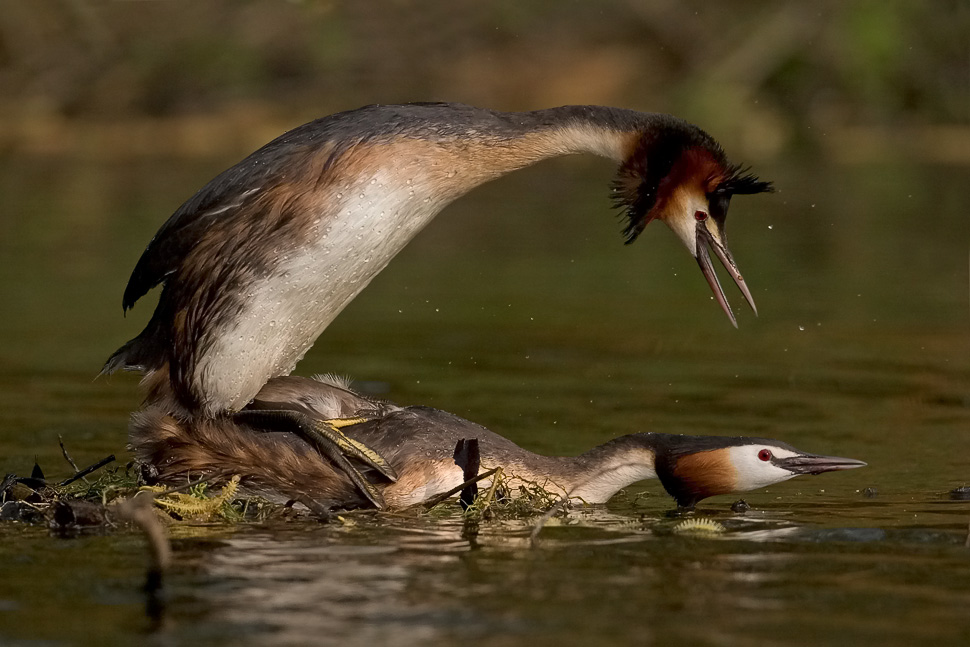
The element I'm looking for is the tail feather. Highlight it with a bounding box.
[102,312,169,376]
[101,336,148,375]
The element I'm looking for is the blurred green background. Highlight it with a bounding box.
[1,0,966,162]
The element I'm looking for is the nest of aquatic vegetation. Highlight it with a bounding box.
[0,457,284,531]
[1,440,585,531]
[424,466,579,522]
[0,436,296,531]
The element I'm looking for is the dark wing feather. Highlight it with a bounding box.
[123,143,302,311]
[120,110,365,312]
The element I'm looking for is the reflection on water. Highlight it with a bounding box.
[2,496,970,645]
[141,507,970,646]
[1,157,970,645]
[170,515,655,646]
[195,536,416,644]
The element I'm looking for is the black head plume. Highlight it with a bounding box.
[611,125,699,245]
[611,174,657,245]
[714,165,773,197]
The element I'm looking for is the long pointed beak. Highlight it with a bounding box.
[778,453,868,475]
[695,225,757,327]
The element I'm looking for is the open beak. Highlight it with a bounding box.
[778,453,868,476]
[695,224,757,327]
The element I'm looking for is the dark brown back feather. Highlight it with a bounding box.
[130,406,368,508]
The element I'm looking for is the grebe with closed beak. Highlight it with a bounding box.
[105,103,773,505]
[133,375,865,510]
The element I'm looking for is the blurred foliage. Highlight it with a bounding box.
[0,0,967,160]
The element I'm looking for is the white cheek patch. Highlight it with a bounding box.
[665,211,697,256]
[728,445,800,491]
[766,447,799,460]
[661,189,709,257]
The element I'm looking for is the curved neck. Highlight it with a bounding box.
[258,105,658,374]
[364,105,652,196]
[315,105,670,204]
[173,105,668,414]
[563,434,658,504]
[461,105,651,160]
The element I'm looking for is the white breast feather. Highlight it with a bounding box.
[196,169,451,413]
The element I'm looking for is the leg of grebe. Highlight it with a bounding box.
[232,409,394,509]
[322,417,398,477]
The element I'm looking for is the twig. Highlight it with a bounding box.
[472,467,504,515]
[58,435,81,476]
[114,492,171,597]
[59,455,115,487]
[422,467,501,509]
[530,494,571,547]
[0,473,17,499]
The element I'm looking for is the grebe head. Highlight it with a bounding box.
[647,433,866,508]
[613,124,773,327]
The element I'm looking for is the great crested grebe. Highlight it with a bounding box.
[132,375,865,510]
[104,103,772,503]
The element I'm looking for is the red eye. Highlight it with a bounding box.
[694,211,708,221]
[758,449,772,462]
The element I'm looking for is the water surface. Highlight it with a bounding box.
[1,155,969,645]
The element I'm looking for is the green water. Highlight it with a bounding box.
[1,154,969,646]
